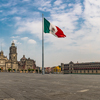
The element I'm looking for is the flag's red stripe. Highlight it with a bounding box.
[55,26,66,38]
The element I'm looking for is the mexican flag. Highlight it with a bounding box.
[44,18,66,38]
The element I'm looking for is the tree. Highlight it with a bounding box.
[8,68,11,72]
[28,69,31,72]
[36,69,38,73]
[32,69,34,71]
[59,66,61,68]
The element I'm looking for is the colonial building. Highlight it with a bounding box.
[0,42,18,71]
[45,67,52,74]
[18,55,36,70]
[61,61,100,74]
[44,66,61,74]
[0,50,8,71]
[53,66,61,74]
[0,41,36,71]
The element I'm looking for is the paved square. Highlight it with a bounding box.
[0,73,100,100]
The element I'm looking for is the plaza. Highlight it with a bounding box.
[0,73,100,100]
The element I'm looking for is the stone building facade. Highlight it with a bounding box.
[0,42,36,71]
[0,42,18,71]
[0,50,8,71]
[61,61,100,74]
[9,42,18,71]
[18,55,36,70]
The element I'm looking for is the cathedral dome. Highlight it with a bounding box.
[21,55,27,60]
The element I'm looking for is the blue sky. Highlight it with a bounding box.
[0,0,100,67]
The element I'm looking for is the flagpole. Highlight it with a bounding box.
[42,14,44,75]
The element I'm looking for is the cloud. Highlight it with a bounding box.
[21,37,36,44]
[68,4,74,7]
[0,18,8,21]
[0,1,31,18]
[14,17,21,21]
[21,37,29,40]
[0,38,5,48]
[13,39,21,45]
[0,10,3,12]
[15,18,42,39]
[0,2,11,7]
[28,39,36,44]
[54,0,62,6]
[9,8,18,15]
[37,0,52,11]
[35,0,51,7]
[11,36,20,38]
[0,1,17,9]
[22,0,30,1]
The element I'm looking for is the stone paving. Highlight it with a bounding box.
[0,73,100,100]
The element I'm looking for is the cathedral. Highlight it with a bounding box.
[0,42,36,71]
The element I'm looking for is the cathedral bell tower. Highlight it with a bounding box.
[9,41,17,62]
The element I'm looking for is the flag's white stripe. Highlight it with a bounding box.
[49,23,58,37]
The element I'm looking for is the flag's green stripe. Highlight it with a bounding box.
[44,18,50,33]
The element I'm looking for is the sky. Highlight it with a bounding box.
[0,0,100,67]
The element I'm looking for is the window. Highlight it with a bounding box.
[96,70,97,73]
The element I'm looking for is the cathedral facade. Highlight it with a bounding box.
[0,42,18,71]
[0,42,36,71]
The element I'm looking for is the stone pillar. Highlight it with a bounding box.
[34,68,36,73]
[38,69,39,73]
